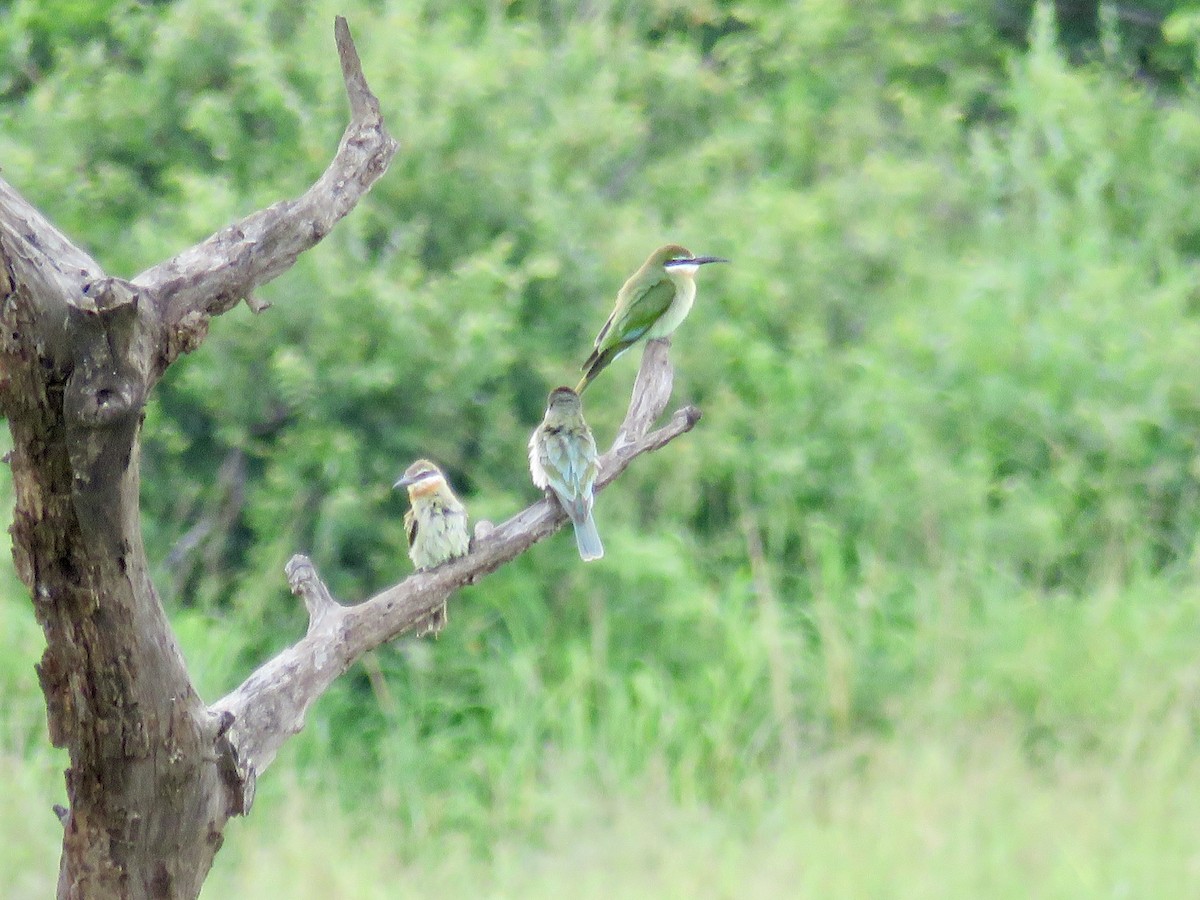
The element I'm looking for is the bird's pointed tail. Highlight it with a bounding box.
[576,346,618,394]
[572,511,604,561]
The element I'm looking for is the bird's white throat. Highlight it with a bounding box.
[665,262,700,276]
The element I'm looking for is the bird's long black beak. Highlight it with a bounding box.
[393,474,416,489]
[690,256,729,266]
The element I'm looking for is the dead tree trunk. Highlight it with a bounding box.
[0,17,698,900]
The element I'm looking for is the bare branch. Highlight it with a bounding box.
[0,176,111,376]
[614,336,676,448]
[132,16,398,364]
[287,554,342,635]
[0,177,105,291]
[335,13,381,123]
[211,342,701,792]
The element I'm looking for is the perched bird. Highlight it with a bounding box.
[529,387,604,561]
[394,458,470,634]
[577,243,728,393]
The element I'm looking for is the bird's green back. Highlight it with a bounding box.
[596,275,675,355]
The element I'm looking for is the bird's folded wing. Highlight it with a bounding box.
[602,278,675,352]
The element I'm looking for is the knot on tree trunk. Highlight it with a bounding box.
[62,293,152,546]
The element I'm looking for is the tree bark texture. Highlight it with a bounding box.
[0,17,699,900]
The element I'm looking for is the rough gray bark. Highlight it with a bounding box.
[0,17,699,900]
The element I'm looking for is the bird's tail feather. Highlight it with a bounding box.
[575,361,597,394]
[581,346,600,373]
[576,347,618,394]
[572,511,604,561]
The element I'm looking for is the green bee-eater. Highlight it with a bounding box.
[577,243,728,393]
[529,387,604,561]
[394,458,470,633]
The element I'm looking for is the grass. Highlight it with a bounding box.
[5,567,1200,899]
[203,717,1200,898]
[9,717,1197,899]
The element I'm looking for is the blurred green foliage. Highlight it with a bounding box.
[6,0,1200,858]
